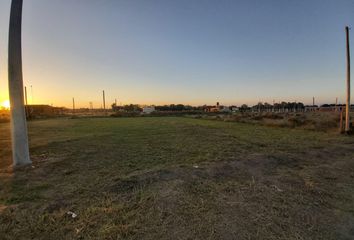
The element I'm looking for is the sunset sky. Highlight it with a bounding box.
[0,0,353,108]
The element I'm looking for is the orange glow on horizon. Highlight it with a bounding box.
[0,100,10,109]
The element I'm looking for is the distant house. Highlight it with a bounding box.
[304,106,319,112]
[305,105,344,112]
[230,106,239,112]
[206,107,219,112]
[219,106,231,113]
[142,106,155,114]
[25,105,66,118]
[204,102,231,113]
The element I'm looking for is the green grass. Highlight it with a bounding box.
[1,117,354,239]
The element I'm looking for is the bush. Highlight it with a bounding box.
[263,113,284,119]
[0,110,10,123]
[287,115,307,127]
[110,112,141,118]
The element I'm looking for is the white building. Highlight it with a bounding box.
[219,106,231,112]
[230,107,239,112]
[142,106,155,114]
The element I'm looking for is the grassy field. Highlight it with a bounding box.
[1,117,354,239]
[190,111,354,132]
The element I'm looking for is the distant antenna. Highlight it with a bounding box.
[24,86,28,105]
[24,86,28,117]
[30,85,33,104]
[345,26,351,133]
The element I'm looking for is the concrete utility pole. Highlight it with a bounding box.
[313,97,315,106]
[72,97,75,113]
[8,0,31,166]
[102,90,106,112]
[345,26,351,133]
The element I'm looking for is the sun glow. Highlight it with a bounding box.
[1,100,10,109]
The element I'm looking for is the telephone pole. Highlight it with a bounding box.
[72,97,75,114]
[335,97,338,112]
[345,26,351,133]
[8,0,31,165]
[102,90,106,113]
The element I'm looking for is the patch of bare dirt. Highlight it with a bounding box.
[104,145,354,239]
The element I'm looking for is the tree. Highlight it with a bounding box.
[8,0,31,166]
[240,104,249,112]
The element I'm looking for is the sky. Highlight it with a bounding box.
[0,0,353,108]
